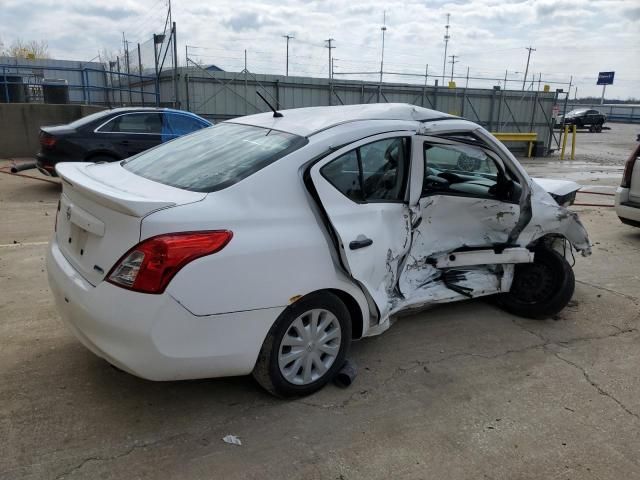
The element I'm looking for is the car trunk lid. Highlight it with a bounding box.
[55,162,206,286]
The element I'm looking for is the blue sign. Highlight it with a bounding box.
[597,71,615,85]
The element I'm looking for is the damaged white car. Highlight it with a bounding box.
[47,103,591,397]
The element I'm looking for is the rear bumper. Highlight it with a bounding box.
[46,237,282,380]
[615,187,640,226]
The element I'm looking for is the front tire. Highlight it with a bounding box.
[498,246,575,319]
[253,291,352,397]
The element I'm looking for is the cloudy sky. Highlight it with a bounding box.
[2,0,639,98]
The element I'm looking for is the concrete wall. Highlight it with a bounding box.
[0,103,105,157]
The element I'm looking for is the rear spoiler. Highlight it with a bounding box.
[56,163,176,217]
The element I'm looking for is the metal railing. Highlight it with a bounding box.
[1,63,159,106]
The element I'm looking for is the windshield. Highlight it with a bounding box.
[567,109,587,115]
[123,122,307,192]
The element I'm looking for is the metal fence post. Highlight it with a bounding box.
[433,81,438,111]
[85,69,92,104]
[117,57,123,106]
[529,90,539,132]
[3,67,10,102]
[172,22,179,108]
[185,73,190,111]
[80,67,87,104]
[244,50,248,114]
[138,42,144,106]
[102,68,110,107]
[488,87,497,131]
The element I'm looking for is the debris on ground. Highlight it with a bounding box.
[222,435,242,446]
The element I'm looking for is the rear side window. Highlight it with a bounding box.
[321,137,409,203]
[123,123,307,192]
[164,113,208,135]
[99,113,163,134]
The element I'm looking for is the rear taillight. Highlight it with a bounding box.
[621,145,640,188]
[107,231,233,294]
[39,132,57,148]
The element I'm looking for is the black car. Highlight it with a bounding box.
[556,108,607,131]
[36,107,212,176]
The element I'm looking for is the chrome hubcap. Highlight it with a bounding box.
[278,308,342,385]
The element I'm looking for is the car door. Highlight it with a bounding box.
[397,134,523,305]
[97,112,163,157]
[309,133,420,320]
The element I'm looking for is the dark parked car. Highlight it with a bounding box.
[556,108,607,131]
[36,108,212,176]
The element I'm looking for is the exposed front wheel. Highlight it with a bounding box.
[498,246,575,319]
[253,292,352,397]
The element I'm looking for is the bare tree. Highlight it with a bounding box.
[7,39,49,59]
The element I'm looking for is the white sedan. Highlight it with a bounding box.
[615,144,640,227]
[47,104,591,397]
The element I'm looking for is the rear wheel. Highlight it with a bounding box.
[253,291,352,397]
[498,246,575,319]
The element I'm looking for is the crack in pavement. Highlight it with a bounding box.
[53,435,180,480]
[576,279,639,303]
[41,324,640,473]
[552,351,639,421]
[300,327,639,411]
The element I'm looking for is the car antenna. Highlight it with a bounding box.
[256,91,283,118]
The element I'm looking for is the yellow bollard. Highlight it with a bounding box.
[560,125,569,160]
[570,124,577,160]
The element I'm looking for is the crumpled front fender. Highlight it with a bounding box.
[517,181,592,256]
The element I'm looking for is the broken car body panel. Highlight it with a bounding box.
[308,114,591,335]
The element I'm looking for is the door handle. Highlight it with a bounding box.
[349,237,373,250]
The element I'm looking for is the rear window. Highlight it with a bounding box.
[122,123,307,193]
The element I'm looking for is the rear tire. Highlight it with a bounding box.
[253,291,352,397]
[497,246,575,319]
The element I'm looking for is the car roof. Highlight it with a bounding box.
[105,107,202,116]
[227,103,455,137]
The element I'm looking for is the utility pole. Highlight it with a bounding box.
[325,38,335,106]
[448,54,458,82]
[379,10,387,84]
[522,46,536,90]
[442,13,450,84]
[282,34,294,76]
[324,38,335,80]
